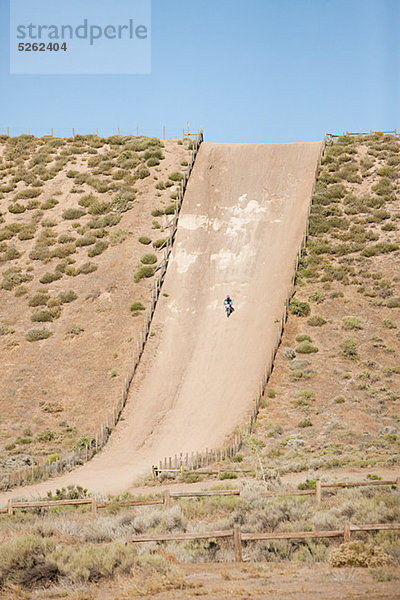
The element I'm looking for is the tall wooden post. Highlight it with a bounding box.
[344,520,351,542]
[7,499,13,515]
[163,490,171,509]
[96,127,98,136]
[91,496,97,517]
[118,125,120,136]
[136,124,139,136]
[233,524,242,562]
[7,127,9,137]
[187,121,189,135]
[51,128,54,137]
[316,479,322,504]
[28,128,30,135]
[72,128,75,137]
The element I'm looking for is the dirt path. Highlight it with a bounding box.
[0,142,323,505]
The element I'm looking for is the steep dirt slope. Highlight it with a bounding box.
[0,141,322,502]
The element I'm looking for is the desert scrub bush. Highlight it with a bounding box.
[152,220,161,229]
[78,193,96,208]
[329,541,390,568]
[307,315,326,327]
[109,228,129,245]
[76,234,96,247]
[29,243,50,261]
[134,266,155,282]
[138,236,152,245]
[1,267,33,290]
[296,389,315,406]
[296,341,318,354]
[289,298,311,317]
[14,187,41,200]
[58,290,77,303]
[130,302,145,312]
[88,240,108,257]
[342,316,363,330]
[333,395,345,403]
[153,238,167,249]
[383,319,397,329]
[135,166,150,179]
[30,309,56,322]
[25,327,52,342]
[51,243,76,259]
[0,245,21,261]
[155,181,165,190]
[164,203,177,215]
[78,262,97,275]
[381,222,397,231]
[18,224,36,240]
[140,253,157,265]
[88,199,111,215]
[0,535,57,588]
[40,271,62,284]
[298,417,313,428]
[296,334,312,342]
[151,208,164,217]
[8,202,26,214]
[168,172,183,182]
[308,291,325,304]
[387,297,400,308]
[62,207,85,220]
[341,338,359,360]
[40,198,59,210]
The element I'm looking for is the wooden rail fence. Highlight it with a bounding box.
[4,129,204,491]
[2,475,398,516]
[129,521,400,562]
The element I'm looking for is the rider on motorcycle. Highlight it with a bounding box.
[224,295,233,317]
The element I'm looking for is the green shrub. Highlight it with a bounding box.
[51,243,76,259]
[296,334,312,342]
[383,319,397,329]
[9,203,26,214]
[140,253,157,265]
[297,478,316,490]
[135,166,150,179]
[151,208,164,217]
[109,229,129,245]
[29,244,51,261]
[134,266,155,282]
[36,429,55,442]
[342,316,363,330]
[41,198,58,210]
[164,204,176,215]
[88,199,111,215]
[139,236,152,245]
[329,542,390,568]
[76,235,96,247]
[88,240,108,257]
[220,472,238,480]
[308,292,325,304]
[267,389,276,398]
[40,271,62,284]
[168,172,183,182]
[14,188,41,199]
[78,262,97,275]
[289,298,311,317]
[31,309,54,322]
[153,238,167,249]
[341,338,359,360]
[298,417,313,428]
[296,341,318,354]
[1,267,33,290]
[334,396,345,404]
[387,297,400,308]
[59,290,77,303]
[130,302,145,311]
[26,327,53,342]
[62,208,85,220]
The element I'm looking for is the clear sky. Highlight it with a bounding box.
[0,0,399,142]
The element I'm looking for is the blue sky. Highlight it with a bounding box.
[0,0,399,142]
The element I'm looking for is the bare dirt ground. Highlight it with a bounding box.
[6,563,399,599]
[0,141,322,504]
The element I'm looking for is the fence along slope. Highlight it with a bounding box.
[0,140,322,502]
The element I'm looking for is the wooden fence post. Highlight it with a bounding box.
[233,524,243,562]
[316,480,321,503]
[7,499,13,515]
[344,520,351,542]
[91,496,97,517]
[163,490,171,509]
[396,477,400,492]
